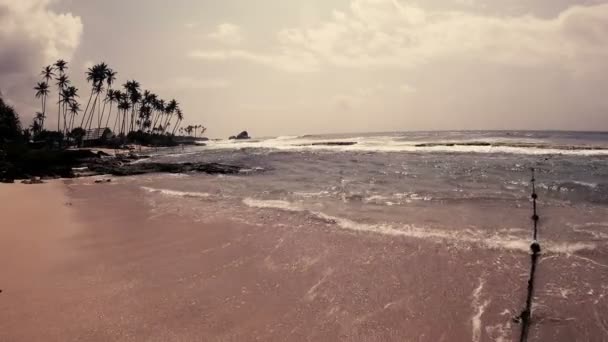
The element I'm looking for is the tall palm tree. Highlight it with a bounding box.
[39,65,54,127]
[54,60,68,132]
[55,74,70,132]
[34,81,50,130]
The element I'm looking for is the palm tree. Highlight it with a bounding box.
[61,86,79,133]
[34,81,50,130]
[98,68,117,130]
[123,80,141,132]
[104,89,118,130]
[55,74,70,132]
[68,102,81,134]
[80,63,108,130]
[117,96,131,136]
[54,60,68,132]
[39,65,54,127]
[171,108,184,135]
[162,99,178,134]
[152,99,165,131]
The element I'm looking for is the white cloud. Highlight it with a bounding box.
[0,0,82,119]
[189,0,608,73]
[208,23,243,45]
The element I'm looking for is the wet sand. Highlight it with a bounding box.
[1,179,606,341]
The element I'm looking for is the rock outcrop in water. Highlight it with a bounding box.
[229,131,251,140]
[86,159,243,176]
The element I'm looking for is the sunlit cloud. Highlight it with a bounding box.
[190,0,608,73]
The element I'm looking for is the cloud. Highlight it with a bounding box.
[0,0,82,118]
[208,23,243,45]
[189,0,608,73]
[159,76,231,90]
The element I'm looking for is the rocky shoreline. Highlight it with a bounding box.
[0,149,244,183]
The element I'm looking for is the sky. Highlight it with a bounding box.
[1,0,608,137]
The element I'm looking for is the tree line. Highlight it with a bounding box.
[33,60,206,143]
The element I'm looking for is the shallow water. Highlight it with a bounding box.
[113,131,608,340]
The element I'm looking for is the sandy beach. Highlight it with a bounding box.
[0,179,494,341]
[1,165,607,341]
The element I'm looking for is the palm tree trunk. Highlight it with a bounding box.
[80,89,95,128]
[153,112,163,131]
[57,91,61,132]
[105,103,113,130]
[171,119,181,136]
[85,96,98,132]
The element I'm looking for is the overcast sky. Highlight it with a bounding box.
[1,0,608,137]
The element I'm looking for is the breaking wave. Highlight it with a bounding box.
[142,186,211,198]
[242,198,597,254]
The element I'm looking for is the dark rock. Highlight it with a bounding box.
[0,178,15,183]
[229,131,251,140]
[97,151,111,157]
[94,179,112,184]
[310,142,357,146]
[86,159,243,177]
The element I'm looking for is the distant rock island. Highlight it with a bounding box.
[229,131,251,140]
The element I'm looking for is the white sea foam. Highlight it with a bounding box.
[242,198,597,254]
[571,180,599,189]
[202,135,608,156]
[471,278,490,342]
[141,186,211,198]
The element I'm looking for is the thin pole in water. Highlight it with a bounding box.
[518,167,542,342]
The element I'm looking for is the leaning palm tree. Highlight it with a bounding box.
[80,63,108,129]
[152,98,165,131]
[162,99,178,134]
[171,109,184,136]
[34,81,50,130]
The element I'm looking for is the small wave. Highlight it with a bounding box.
[242,198,595,254]
[141,186,211,198]
[202,136,608,156]
[570,180,599,189]
[242,198,302,212]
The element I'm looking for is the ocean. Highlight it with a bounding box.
[97,131,608,340]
